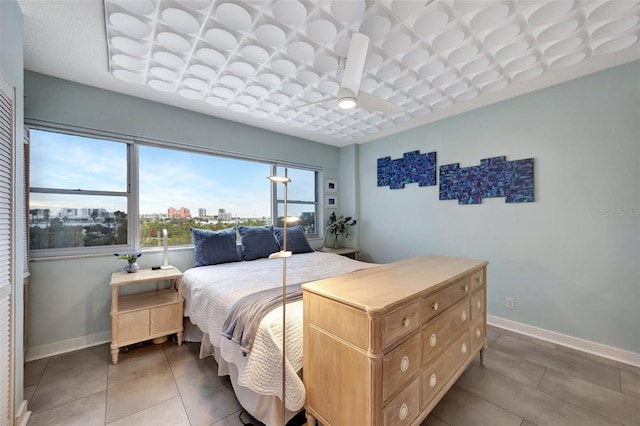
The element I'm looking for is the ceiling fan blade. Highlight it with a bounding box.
[357,92,404,114]
[341,32,369,96]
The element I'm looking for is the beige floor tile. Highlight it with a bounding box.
[555,345,640,375]
[212,410,264,426]
[621,369,640,398]
[474,346,546,388]
[163,340,200,367]
[486,328,500,346]
[27,390,106,426]
[489,327,557,350]
[106,396,190,426]
[108,343,168,380]
[106,364,179,423]
[421,414,449,426]
[492,335,620,390]
[520,421,537,426]
[24,385,36,404]
[24,358,49,388]
[539,369,640,426]
[172,358,241,426]
[432,385,523,426]
[29,345,108,413]
[458,365,621,426]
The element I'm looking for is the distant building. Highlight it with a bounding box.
[198,208,207,218]
[59,208,108,219]
[218,208,232,222]
[168,207,191,219]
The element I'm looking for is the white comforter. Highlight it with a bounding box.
[182,251,377,411]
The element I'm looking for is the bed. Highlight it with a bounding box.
[182,231,378,425]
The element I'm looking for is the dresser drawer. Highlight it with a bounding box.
[383,377,420,426]
[470,320,485,352]
[421,277,470,324]
[383,332,421,402]
[470,289,485,322]
[470,269,485,293]
[421,331,470,410]
[383,301,420,348]
[422,298,469,365]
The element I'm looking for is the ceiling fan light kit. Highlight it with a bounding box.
[102,0,640,145]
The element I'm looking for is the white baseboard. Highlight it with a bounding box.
[15,400,30,426]
[25,331,111,362]
[488,315,640,368]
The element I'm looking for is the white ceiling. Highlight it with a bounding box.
[19,0,640,147]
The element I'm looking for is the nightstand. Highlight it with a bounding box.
[317,247,360,260]
[109,266,183,364]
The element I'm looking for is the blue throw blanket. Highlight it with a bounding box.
[221,283,303,355]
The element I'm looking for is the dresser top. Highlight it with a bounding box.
[302,255,487,313]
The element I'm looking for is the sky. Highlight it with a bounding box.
[29,130,315,219]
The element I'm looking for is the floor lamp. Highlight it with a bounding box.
[268,168,295,425]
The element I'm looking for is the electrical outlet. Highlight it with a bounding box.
[505,297,515,310]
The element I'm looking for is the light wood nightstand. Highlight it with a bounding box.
[109,266,183,364]
[317,247,360,260]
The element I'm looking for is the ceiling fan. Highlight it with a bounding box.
[335,32,404,114]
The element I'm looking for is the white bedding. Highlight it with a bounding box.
[182,251,378,412]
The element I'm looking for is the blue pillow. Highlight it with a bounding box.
[238,225,280,261]
[190,227,239,267]
[273,226,313,254]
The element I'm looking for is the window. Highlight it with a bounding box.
[274,166,318,235]
[29,129,129,254]
[138,145,271,247]
[28,125,320,256]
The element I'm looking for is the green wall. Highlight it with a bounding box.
[24,71,341,357]
[356,60,640,354]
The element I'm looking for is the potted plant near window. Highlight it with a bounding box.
[114,251,142,273]
[325,212,356,249]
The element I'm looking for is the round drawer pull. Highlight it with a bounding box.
[476,328,481,338]
[464,284,469,292]
[462,343,468,354]
[461,311,467,322]
[432,302,439,311]
[145,321,150,325]
[399,403,408,420]
[429,373,437,388]
[476,300,482,309]
[429,333,437,347]
[400,356,410,372]
[402,318,411,328]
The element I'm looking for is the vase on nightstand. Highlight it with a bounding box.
[124,261,139,273]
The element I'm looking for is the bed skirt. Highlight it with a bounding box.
[184,320,299,425]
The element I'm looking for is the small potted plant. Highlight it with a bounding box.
[114,251,142,273]
[326,212,357,249]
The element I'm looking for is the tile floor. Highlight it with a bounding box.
[24,326,640,426]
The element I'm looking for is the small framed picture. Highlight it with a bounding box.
[325,178,338,193]
[325,195,338,209]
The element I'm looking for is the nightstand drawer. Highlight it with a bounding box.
[470,269,485,293]
[118,310,149,343]
[383,301,420,348]
[422,298,469,365]
[421,331,470,409]
[421,277,470,324]
[383,332,421,402]
[470,289,485,322]
[383,377,420,426]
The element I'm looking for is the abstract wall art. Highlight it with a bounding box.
[377,150,437,190]
[439,156,534,204]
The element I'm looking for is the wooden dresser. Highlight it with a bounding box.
[302,255,488,426]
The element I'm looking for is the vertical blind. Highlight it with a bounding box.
[0,74,14,426]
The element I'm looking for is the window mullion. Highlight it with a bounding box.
[129,143,139,250]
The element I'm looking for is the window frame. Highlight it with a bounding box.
[27,121,321,258]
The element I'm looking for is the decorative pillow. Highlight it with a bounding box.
[238,225,280,261]
[273,226,313,254]
[190,227,239,267]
